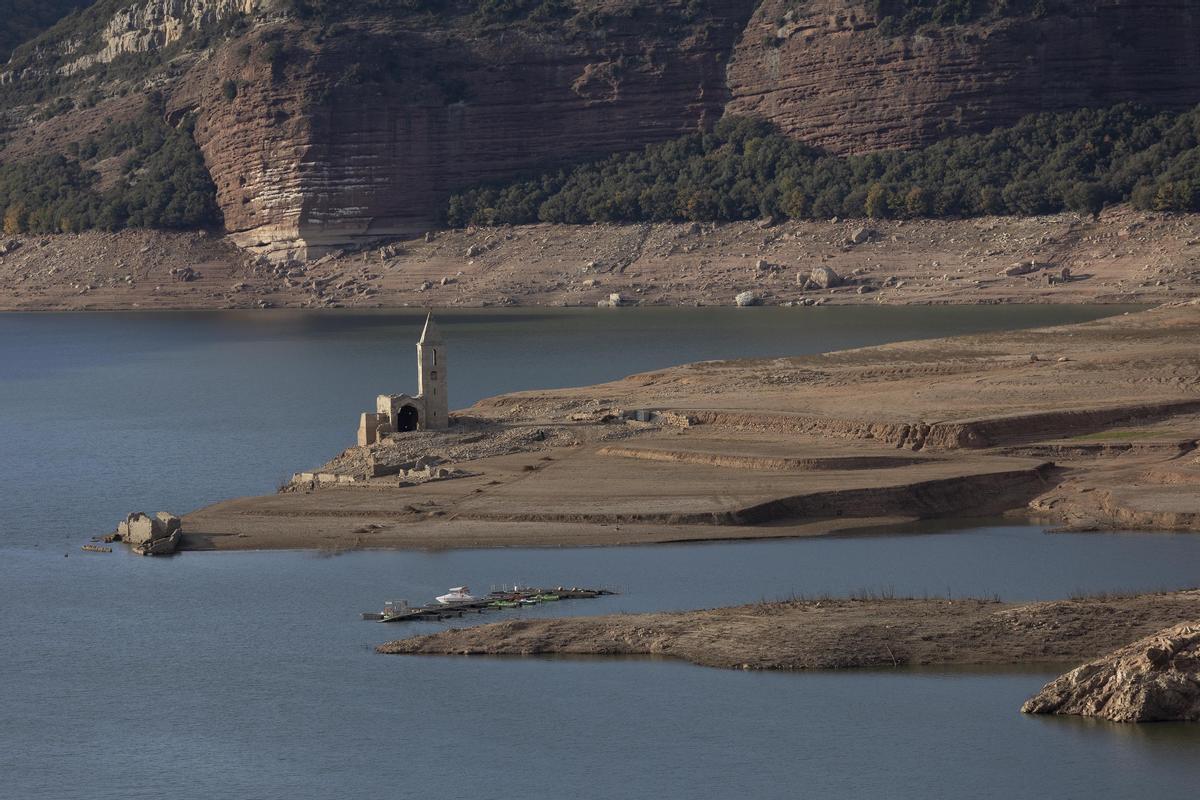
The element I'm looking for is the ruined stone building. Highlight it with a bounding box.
[357,313,448,446]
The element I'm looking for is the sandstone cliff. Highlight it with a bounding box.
[1023,622,1200,723]
[726,0,1200,154]
[178,2,757,260]
[5,0,1200,259]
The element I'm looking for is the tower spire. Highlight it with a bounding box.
[419,311,443,345]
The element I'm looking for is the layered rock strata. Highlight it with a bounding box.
[1023,622,1200,723]
[182,1,759,260]
[8,0,1200,257]
[726,0,1200,154]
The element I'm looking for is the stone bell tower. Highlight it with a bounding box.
[416,312,449,430]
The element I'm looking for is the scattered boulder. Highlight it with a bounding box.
[849,227,877,245]
[1003,260,1051,277]
[1022,622,1200,723]
[734,290,762,307]
[808,266,842,289]
[0,238,21,256]
[424,231,436,243]
[169,266,199,282]
[598,292,627,308]
[114,512,182,556]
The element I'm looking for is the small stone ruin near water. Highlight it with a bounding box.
[113,511,182,556]
[356,312,449,447]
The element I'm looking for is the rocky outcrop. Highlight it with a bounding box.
[115,511,182,555]
[69,0,266,75]
[726,0,1200,154]
[180,1,759,261]
[1023,622,1200,723]
[10,0,1200,258]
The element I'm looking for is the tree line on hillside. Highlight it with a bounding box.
[0,0,93,60]
[0,110,221,235]
[445,104,1200,228]
[864,0,1071,34]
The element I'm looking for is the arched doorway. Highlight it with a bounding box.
[396,404,419,432]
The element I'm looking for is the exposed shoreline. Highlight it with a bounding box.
[180,301,1200,553]
[378,589,1200,671]
[2,208,1198,312]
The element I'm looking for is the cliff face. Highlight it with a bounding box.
[62,0,266,74]
[7,0,1200,259]
[182,2,757,260]
[726,0,1200,154]
[1,0,268,84]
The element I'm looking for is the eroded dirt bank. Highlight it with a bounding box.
[2,208,1199,311]
[378,590,1200,671]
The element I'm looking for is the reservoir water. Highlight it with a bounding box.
[3,305,1198,799]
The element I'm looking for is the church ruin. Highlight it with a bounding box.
[357,312,449,446]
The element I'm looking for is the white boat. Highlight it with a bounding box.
[435,586,476,605]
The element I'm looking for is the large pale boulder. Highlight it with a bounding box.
[734,290,762,307]
[849,227,877,245]
[1022,622,1200,723]
[808,266,842,289]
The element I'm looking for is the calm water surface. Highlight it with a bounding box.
[0,304,1136,542]
[3,305,1198,799]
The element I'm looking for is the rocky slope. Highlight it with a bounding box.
[2,208,1196,310]
[178,0,759,260]
[727,0,1200,154]
[4,0,1200,259]
[1023,621,1200,722]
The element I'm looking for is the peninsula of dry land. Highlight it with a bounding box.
[378,590,1200,672]
[181,301,1200,552]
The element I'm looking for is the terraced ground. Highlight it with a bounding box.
[181,302,1200,551]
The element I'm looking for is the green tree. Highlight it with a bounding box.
[1064,181,1107,219]
[3,202,25,235]
[865,183,889,219]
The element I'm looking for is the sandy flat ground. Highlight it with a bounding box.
[180,302,1200,552]
[2,207,1198,311]
[379,589,1200,671]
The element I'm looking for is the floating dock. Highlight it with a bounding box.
[362,586,615,623]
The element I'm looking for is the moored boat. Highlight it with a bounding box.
[436,586,476,605]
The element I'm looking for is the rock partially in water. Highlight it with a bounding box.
[115,512,182,556]
[1022,622,1200,723]
[734,290,762,307]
